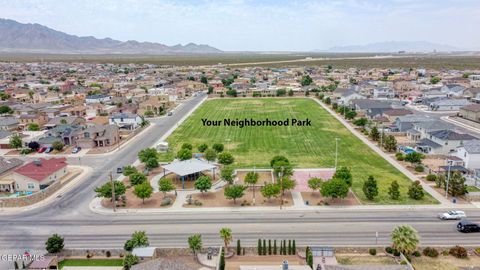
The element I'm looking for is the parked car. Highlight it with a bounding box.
[167,111,173,116]
[457,220,480,233]
[116,167,123,174]
[37,147,47,153]
[44,147,53,154]
[72,147,82,154]
[438,210,467,220]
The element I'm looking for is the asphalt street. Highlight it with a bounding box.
[0,95,480,264]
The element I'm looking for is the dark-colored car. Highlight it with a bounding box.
[457,220,480,233]
[116,167,123,174]
[44,147,53,154]
[72,147,82,154]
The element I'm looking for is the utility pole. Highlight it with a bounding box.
[380,125,384,148]
[445,160,452,199]
[110,172,116,212]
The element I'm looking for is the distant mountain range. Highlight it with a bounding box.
[0,18,221,54]
[328,41,461,53]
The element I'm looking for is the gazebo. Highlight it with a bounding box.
[162,159,217,189]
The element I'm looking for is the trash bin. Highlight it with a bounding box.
[305,200,309,205]
[452,197,457,203]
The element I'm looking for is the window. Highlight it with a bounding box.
[27,182,35,189]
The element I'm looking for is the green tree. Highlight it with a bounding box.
[300,75,313,86]
[408,180,424,200]
[219,227,232,250]
[221,166,234,184]
[405,152,423,165]
[219,249,225,270]
[124,231,149,251]
[370,126,380,141]
[134,182,153,204]
[122,254,139,270]
[204,148,217,162]
[198,143,208,152]
[9,134,22,150]
[272,161,293,177]
[333,167,353,187]
[138,148,157,163]
[212,143,224,152]
[308,178,322,193]
[27,123,40,131]
[244,171,259,200]
[384,135,397,152]
[45,234,64,253]
[258,239,262,255]
[270,156,289,167]
[200,76,208,84]
[145,157,159,169]
[195,176,212,193]
[388,180,401,200]
[353,118,368,127]
[268,239,272,255]
[0,105,13,114]
[345,110,357,120]
[218,152,234,165]
[261,183,281,199]
[177,148,192,160]
[321,178,349,200]
[273,240,277,255]
[263,239,266,255]
[123,165,138,176]
[52,141,64,151]
[278,176,296,196]
[130,172,147,186]
[94,181,126,199]
[391,225,420,255]
[28,141,40,151]
[363,175,379,200]
[188,234,202,260]
[158,178,175,198]
[447,172,467,197]
[181,143,193,150]
[224,184,247,204]
[236,239,241,255]
[430,76,441,84]
[144,110,154,117]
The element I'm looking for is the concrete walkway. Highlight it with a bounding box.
[312,98,452,206]
[442,116,480,134]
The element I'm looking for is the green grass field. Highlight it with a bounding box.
[161,98,436,204]
[59,259,123,268]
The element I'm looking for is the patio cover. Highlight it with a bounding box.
[162,159,216,176]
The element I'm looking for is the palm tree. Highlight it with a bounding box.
[219,227,233,251]
[391,225,420,255]
[188,234,202,261]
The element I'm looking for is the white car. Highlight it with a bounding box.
[438,210,466,220]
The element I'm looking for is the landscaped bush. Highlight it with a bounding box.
[393,250,401,257]
[449,246,468,258]
[422,247,439,257]
[369,248,377,256]
[412,251,421,257]
[426,174,437,182]
[395,153,404,161]
[475,247,480,254]
[400,260,408,265]
[385,247,394,254]
[106,251,111,258]
[414,165,424,172]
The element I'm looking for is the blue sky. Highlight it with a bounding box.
[1,0,479,51]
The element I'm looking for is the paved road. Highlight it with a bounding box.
[1,95,480,267]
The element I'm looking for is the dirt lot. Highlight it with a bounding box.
[301,191,361,206]
[226,255,306,270]
[411,255,480,270]
[235,171,274,185]
[336,254,397,265]
[186,188,293,207]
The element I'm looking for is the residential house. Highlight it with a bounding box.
[41,124,83,146]
[18,113,48,129]
[76,124,119,148]
[429,98,470,111]
[137,95,171,116]
[61,105,87,117]
[109,113,143,130]
[44,116,86,129]
[455,140,480,170]
[0,157,23,193]
[85,94,112,104]
[459,104,480,123]
[0,117,19,131]
[441,84,466,97]
[373,87,395,99]
[416,130,476,155]
[11,158,68,192]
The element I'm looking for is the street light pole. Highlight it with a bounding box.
[445,160,452,199]
[279,166,284,210]
[335,138,339,169]
[110,172,116,212]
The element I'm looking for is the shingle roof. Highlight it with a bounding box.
[461,104,480,112]
[429,130,477,141]
[14,158,67,181]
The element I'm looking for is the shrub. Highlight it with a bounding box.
[412,250,421,257]
[385,247,394,254]
[395,153,404,161]
[106,250,111,257]
[400,260,408,265]
[369,248,377,256]
[393,250,401,257]
[426,174,437,182]
[475,247,480,254]
[422,247,439,257]
[414,165,424,172]
[45,234,64,253]
[449,246,468,258]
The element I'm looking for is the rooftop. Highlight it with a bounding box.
[14,158,67,181]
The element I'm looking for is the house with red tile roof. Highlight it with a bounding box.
[11,158,68,192]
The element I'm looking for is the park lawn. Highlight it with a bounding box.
[59,259,123,268]
[160,98,436,204]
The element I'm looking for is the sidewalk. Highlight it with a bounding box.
[312,98,452,206]
[442,115,480,134]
